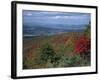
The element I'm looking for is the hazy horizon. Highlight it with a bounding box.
[23,10,91,36]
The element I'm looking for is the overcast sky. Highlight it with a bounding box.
[23,10,90,29]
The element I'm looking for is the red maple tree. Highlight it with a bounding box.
[75,36,90,54]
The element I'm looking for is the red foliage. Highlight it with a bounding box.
[75,36,90,54]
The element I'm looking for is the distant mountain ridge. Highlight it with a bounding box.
[23,24,87,37]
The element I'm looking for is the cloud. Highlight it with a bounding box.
[23,10,90,26]
[23,11,33,16]
[26,12,33,16]
[49,15,88,20]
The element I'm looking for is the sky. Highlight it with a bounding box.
[23,10,90,29]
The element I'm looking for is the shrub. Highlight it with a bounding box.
[65,32,79,53]
[65,43,74,53]
[75,36,90,54]
[36,43,56,65]
[84,23,91,38]
[57,54,69,67]
[68,55,82,67]
[23,57,35,69]
[74,24,91,60]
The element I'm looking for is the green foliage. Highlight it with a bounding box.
[36,43,56,65]
[23,60,28,69]
[65,44,74,53]
[67,55,82,67]
[23,57,35,69]
[58,44,67,54]
[84,23,91,38]
[30,41,90,68]
[45,53,69,68]
[80,59,90,66]
[57,54,69,67]
[46,59,54,68]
